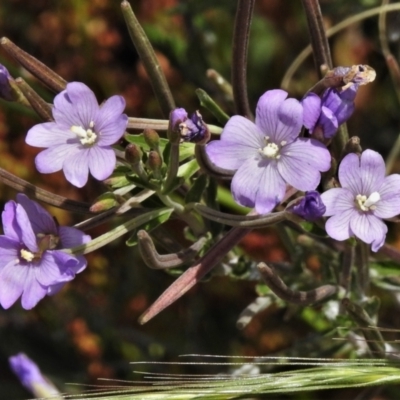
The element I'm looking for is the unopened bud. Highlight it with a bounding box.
[147,150,163,173]
[125,143,142,165]
[288,191,326,222]
[143,128,160,149]
[90,193,119,213]
[0,64,14,101]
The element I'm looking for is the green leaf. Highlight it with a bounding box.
[177,159,200,180]
[185,174,208,204]
[125,209,173,247]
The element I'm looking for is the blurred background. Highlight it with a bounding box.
[1,0,400,398]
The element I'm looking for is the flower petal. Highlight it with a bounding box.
[301,93,321,131]
[61,82,99,127]
[324,209,355,241]
[255,161,287,214]
[231,157,286,214]
[0,237,19,270]
[2,201,21,241]
[26,122,76,148]
[230,157,263,209]
[95,95,128,145]
[278,139,331,191]
[62,149,90,187]
[35,144,81,174]
[373,174,400,218]
[338,152,362,195]
[318,106,338,138]
[255,89,288,135]
[0,260,27,309]
[206,116,263,170]
[320,187,354,216]
[16,194,57,235]
[21,268,47,310]
[16,205,38,252]
[58,226,91,248]
[350,212,387,252]
[88,146,116,181]
[359,149,385,194]
[272,97,303,143]
[35,252,77,286]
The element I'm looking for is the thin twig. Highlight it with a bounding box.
[121,0,175,117]
[301,0,333,76]
[0,168,92,214]
[257,263,337,306]
[231,0,255,118]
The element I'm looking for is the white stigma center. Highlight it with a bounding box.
[262,143,280,159]
[356,191,380,211]
[71,121,97,145]
[20,249,35,262]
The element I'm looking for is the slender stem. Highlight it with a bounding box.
[231,0,255,118]
[127,117,223,134]
[1,37,67,92]
[301,0,333,76]
[341,244,355,295]
[139,226,250,324]
[281,3,400,90]
[194,204,288,228]
[385,133,400,174]
[62,207,173,255]
[15,78,53,121]
[161,143,180,194]
[121,0,175,117]
[258,263,337,306]
[355,241,370,296]
[0,167,92,214]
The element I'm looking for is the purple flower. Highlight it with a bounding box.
[26,82,128,187]
[321,150,400,251]
[170,107,208,143]
[290,191,326,221]
[0,194,91,309]
[9,353,60,397]
[205,89,331,214]
[0,64,14,101]
[302,85,357,139]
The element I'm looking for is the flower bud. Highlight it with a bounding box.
[143,128,160,149]
[289,191,326,221]
[0,64,15,101]
[125,143,142,165]
[147,150,163,173]
[169,107,209,144]
[90,192,119,212]
[9,353,60,398]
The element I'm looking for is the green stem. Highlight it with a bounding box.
[121,0,175,117]
[161,143,180,194]
[62,208,173,255]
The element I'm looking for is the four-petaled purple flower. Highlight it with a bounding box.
[9,353,60,397]
[0,194,91,309]
[206,89,331,214]
[26,82,128,187]
[290,191,326,221]
[302,85,357,139]
[321,150,400,251]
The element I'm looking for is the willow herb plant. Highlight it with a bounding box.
[4,0,400,398]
